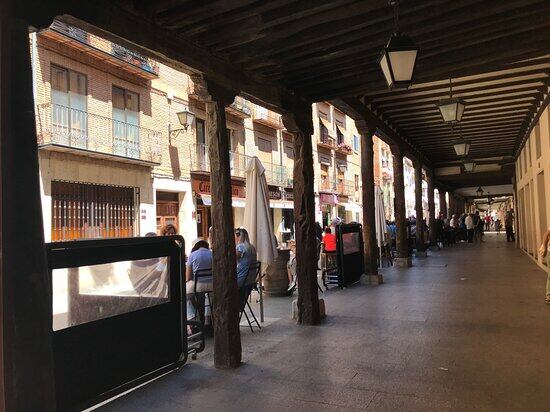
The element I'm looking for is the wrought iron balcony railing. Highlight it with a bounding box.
[318,134,336,149]
[318,179,337,193]
[36,103,162,164]
[47,20,159,78]
[189,143,290,187]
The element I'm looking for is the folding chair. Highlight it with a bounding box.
[239,262,261,332]
[193,268,213,323]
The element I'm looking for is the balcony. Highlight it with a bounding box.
[317,134,336,150]
[36,103,162,165]
[335,142,353,156]
[40,20,159,79]
[227,96,252,118]
[318,179,336,193]
[189,143,291,187]
[337,180,356,197]
[252,106,283,129]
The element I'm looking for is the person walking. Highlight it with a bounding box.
[465,213,475,243]
[538,227,550,304]
[475,212,485,243]
[505,209,515,242]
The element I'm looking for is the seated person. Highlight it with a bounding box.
[234,228,257,288]
[322,227,337,252]
[185,239,213,321]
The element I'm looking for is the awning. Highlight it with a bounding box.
[336,124,346,136]
[345,201,362,213]
[199,195,246,208]
[319,117,336,138]
[269,200,294,209]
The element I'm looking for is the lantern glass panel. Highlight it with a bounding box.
[464,162,475,172]
[453,141,470,156]
[388,50,417,82]
[379,53,393,87]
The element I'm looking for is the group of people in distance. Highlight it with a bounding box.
[385,209,516,252]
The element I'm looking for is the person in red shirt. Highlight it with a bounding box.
[323,227,337,252]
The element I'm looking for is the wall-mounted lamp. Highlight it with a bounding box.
[169,108,195,141]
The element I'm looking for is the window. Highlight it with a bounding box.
[51,181,138,242]
[319,120,329,142]
[336,127,344,145]
[50,65,87,148]
[353,135,359,151]
[535,124,542,159]
[355,174,359,191]
[112,86,140,159]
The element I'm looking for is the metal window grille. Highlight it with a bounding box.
[51,181,139,241]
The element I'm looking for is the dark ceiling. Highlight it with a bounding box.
[48,0,550,186]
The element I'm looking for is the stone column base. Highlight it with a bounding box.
[416,250,428,257]
[360,273,384,285]
[394,257,412,267]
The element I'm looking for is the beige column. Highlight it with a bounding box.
[391,145,411,267]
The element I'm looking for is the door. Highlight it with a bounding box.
[195,205,212,239]
[113,86,140,159]
[156,194,179,235]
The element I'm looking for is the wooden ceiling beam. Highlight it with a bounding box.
[387,102,534,122]
[394,107,531,126]
[404,118,525,133]
[269,13,550,83]
[306,46,550,101]
[383,94,541,115]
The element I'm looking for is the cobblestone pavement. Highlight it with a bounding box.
[101,234,550,411]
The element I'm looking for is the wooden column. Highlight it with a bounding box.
[282,110,321,325]
[391,146,411,267]
[413,160,427,257]
[439,190,448,219]
[356,122,383,284]
[192,75,241,368]
[448,194,455,218]
[426,170,437,249]
[0,10,56,410]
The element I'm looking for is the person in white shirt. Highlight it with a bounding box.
[538,227,550,304]
[465,213,475,243]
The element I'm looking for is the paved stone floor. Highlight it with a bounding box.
[101,234,550,411]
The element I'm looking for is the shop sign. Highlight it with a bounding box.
[192,177,246,198]
[320,193,337,205]
[268,187,282,200]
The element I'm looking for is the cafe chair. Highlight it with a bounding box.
[239,262,262,333]
[193,268,213,323]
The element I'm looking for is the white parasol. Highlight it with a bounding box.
[243,157,278,321]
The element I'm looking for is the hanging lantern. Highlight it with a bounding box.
[436,78,466,123]
[379,1,419,89]
[464,160,476,173]
[453,138,471,156]
[476,186,484,196]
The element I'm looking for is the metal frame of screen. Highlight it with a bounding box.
[336,223,365,287]
[46,236,186,411]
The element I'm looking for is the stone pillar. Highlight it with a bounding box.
[282,109,321,325]
[426,170,437,249]
[0,10,56,409]
[356,121,382,284]
[413,160,427,257]
[391,146,411,267]
[439,189,447,219]
[192,75,241,369]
